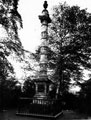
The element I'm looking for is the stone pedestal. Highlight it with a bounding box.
[34,79,51,100]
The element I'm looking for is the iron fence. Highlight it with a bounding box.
[17,97,63,117]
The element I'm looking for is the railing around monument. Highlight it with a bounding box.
[16,97,63,117]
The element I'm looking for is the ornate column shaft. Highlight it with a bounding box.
[39,1,51,79]
[34,1,51,99]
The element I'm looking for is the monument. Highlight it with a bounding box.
[16,1,63,118]
[33,0,51,100]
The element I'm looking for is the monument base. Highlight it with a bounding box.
[16,111,63,119]
[16,97,63,119]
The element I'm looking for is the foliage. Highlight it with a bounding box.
[62,92,78,110]
[0,0,23,56]
[75,79,91,114]
[0,0,24,109]
[79,79,91,95]
[0,0,24,78]
[47,2,91,93]
[22,77,35,97]
[0,76,21,108]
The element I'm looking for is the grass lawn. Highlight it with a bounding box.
[0,109,90,120]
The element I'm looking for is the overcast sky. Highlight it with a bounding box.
[18,0,91,53]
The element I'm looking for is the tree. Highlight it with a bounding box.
[22,77,35,97]
[0,0,24,78]
[76,79,91,114]
[47,2,91,94]
[0,0,24,109]
[0,0,23,55]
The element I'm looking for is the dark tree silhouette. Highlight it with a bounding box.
[77,79,91,114]
[0,0,23,109]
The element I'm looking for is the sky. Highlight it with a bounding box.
[18,0,91,53]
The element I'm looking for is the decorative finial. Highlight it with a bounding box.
[43,1,48,9]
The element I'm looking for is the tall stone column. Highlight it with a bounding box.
[34,1,51,99]
[39,1,51,79]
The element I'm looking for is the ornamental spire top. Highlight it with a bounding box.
[43,1,48,10]
[39,1,51,23]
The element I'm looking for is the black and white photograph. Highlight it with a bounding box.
[0,0,91,120]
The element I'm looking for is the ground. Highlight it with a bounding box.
[0,110,90,120]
